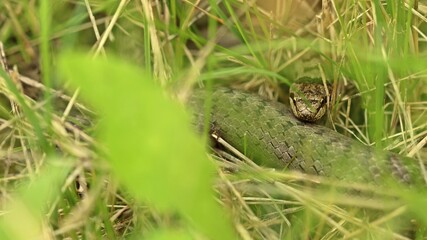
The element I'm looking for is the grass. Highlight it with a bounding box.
[0,0,427,239]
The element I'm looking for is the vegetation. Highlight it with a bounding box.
[0,0,426,239]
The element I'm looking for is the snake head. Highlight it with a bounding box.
[289,79,331,122]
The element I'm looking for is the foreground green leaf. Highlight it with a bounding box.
[58,52,236,240]
[0,159,72,240]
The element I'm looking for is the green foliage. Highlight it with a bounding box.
[0,159,72,239]
[58,52,236,240]
[139,229,194,240]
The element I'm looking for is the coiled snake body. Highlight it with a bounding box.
[189,87,421,184]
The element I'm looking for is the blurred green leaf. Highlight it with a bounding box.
[57,52,236,240]
[0,159,72,240]
[143,229,193,240]
[401,188,427,225]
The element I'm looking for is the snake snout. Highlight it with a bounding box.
[290,97,326,122]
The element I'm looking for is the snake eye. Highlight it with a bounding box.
[289,93,297,104]
[321,96,327,104]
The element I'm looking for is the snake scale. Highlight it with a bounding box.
[189,87,422,184]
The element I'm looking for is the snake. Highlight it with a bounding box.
[188,86,423,184]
